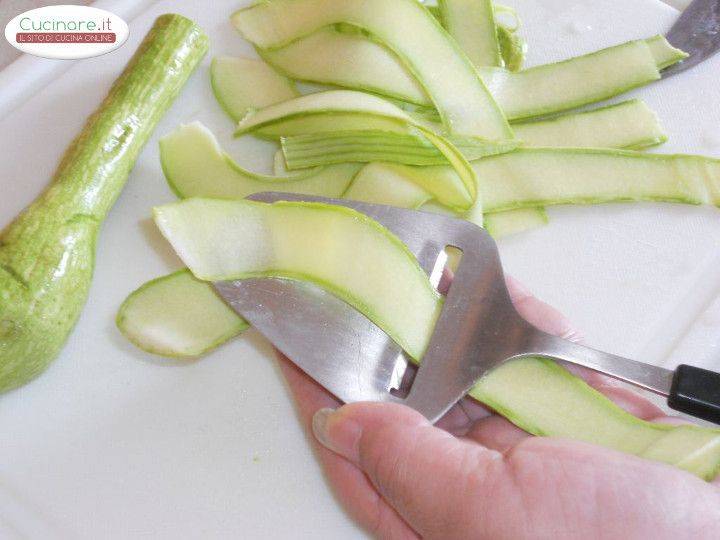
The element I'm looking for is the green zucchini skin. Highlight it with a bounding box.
[497,24,526,71]
[0,14,208,392]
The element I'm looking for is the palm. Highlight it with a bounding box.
[276,279,720,538]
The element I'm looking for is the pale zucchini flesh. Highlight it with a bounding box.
[340,161,547,232]
[511,99,667,150]
[483,207,549,237]
[645,34,689,70]
[283,145,720,233]
[343,163,547,237]
[210,56,298,122]
[258,27,429,106]
[160,122,360,199]
[117,270,248,357]
[342,163,433,208]
[154,199,443,360]
[350,161,472,211]
[481,39,661,121]
[231,0,513,140]
[438,0,502,67]
[341,147,720,235]
[418,200,548,238]
[474,148,720,213]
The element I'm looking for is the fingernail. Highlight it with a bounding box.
[312,407,362,463]
[561,327,585,343]
[508,276,532,297]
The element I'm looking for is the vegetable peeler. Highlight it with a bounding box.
[214,193,720,425]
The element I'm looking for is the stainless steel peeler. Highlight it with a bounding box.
[213,193,720,425]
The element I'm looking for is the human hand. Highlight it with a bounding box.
[275,277,720,539]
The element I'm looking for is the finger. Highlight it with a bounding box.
[503,277,671,421]
[312,401,507,538]
[277,355,418,539]
[463,414,530,452]
[505,275,582,341]
[589,381,667,420]
[433,401,477,436]
[277,353,341,420]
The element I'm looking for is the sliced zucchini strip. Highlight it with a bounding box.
[438,0,502,67]
[258,27,429,106]
[234,90,480,206]
[280,99,667,170]
[481,39,660,121]
[343,163,547,236]
[160,122,360,199]
[472,357,720,480]
[475,149,720,212]
[346,161,545,231]
[418,201,548,238]
[342,163,433,209]
[483,207,549,238]
[234,90,428,138]
[645,34,689,70]
[258,28,679,120]
[350,161,472,211]
[231,0,513,140]
[512,99,666,150]
[211,56,298,122]
[346,148,720,233]
[433,0,522,69]
[263,34,680,120]
[142,198,720,479]
[280,130,506,169]
[154,199,443,360]
[496,23,526,71]
[117,269,249,357]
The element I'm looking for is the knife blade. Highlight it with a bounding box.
[663,0,720,77]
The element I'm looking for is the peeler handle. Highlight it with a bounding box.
[668,364,720,424]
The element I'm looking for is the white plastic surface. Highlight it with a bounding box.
[0,0,718,538]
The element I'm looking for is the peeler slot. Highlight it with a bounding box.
[391,246,462,399]
[390,359,418,399]
[436,246,463,295]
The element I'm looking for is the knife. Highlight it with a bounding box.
[663,0,720,77]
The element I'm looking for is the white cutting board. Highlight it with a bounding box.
[0,0,718,538]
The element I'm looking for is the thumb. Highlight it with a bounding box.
[312,402,503,538]
[313,404,720,540]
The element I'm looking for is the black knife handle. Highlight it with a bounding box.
[668,364,720,425]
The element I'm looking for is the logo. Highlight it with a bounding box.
[4,5,129,60]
